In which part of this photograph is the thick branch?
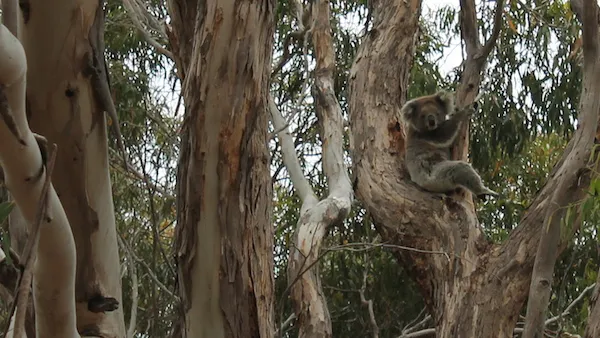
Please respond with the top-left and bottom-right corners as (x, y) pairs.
(0, 24), (78, 337)
(270, 98), (318, 208)
(479, 0), (504, 59)
(280, 1), (353, 337)
(523, 2), (600, 336)
(458, 0), (480, 57)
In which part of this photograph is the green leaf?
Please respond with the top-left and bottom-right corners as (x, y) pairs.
(0, 201), (14, 224)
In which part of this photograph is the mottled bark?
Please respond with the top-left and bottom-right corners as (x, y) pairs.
(167, 1), (275, 337)
(15, 0), (126, 336)
(349, 0), (599, 337)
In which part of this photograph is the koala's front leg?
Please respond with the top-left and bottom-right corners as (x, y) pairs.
(429, 103), (477, 147)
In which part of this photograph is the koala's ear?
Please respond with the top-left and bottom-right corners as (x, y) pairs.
(400, 101), (416, 120)
(435, 90), (454, 106)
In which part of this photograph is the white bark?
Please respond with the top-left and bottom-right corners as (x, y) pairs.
(12, 0), (126, 335)
(0, 23), (78, 338)
(274, 1), (353, 336)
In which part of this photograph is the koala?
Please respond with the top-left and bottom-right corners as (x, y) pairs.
(399, 90), (498, 199)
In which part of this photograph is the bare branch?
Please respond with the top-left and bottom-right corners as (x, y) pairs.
(478, 0), (505, 59)
(121, 0), (173, 59)
(117, 235), (139, 338)
(581, 0), (600, 62)
(274, 313), (296, 337)
(545, 282), (596, 326)
(14, 143), (56, 338)
(359, 254), (379, 338)
(458, 0), (480, 55)
(398, 328), (436, 338)
(118, 233), (177, 300)
(269, 98), (318, 207)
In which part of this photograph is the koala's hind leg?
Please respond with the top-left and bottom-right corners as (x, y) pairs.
(430, 161), (499, 198)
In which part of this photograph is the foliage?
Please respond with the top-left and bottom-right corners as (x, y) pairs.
(271, 0), (599, 336)
(0, 0), (594, 336)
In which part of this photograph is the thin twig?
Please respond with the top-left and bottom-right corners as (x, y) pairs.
(359, 253), (379, 338)
(117, 235), (139, 338)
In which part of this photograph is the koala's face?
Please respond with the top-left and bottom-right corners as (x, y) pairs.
(416, 102), (446, 131)
(400, 92), (452, 132)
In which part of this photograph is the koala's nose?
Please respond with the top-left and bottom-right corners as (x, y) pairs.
(427, 116), (436, 128)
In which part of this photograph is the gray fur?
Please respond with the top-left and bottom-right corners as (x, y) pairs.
(401, 90), (498, 199)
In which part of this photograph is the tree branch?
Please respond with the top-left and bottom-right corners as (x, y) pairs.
(522, 1), (600, 336)
(478, 0), (505, 59)
(121, 0), (173, 59)
(269, 98), (318, 207)
(0, 23), (78, 337)
(277, 1), (353, 337)
(359, 254), (379, 338)
(458, 0), (480, 56)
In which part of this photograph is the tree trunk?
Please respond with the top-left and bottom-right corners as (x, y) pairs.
(167, 1), (275, 337)
(349, 0), (600, 336)
(7, 0), (126, 336)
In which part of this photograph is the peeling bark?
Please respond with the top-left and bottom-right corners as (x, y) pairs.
(14, 0), (126, 335)
(349, 0), (600, 336)
(167, 1), (276, 337)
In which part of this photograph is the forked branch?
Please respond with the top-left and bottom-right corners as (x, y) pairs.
(272, 0), (353, 337)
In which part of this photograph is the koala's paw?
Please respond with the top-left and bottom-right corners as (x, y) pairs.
(476, 188), (499, 200)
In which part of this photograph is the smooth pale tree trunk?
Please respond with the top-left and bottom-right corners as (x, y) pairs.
(0, 23), (78, 338)
(349, 0), (600, 337)
(8, 0), (126, 336)
(166, 1), (275, 337)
